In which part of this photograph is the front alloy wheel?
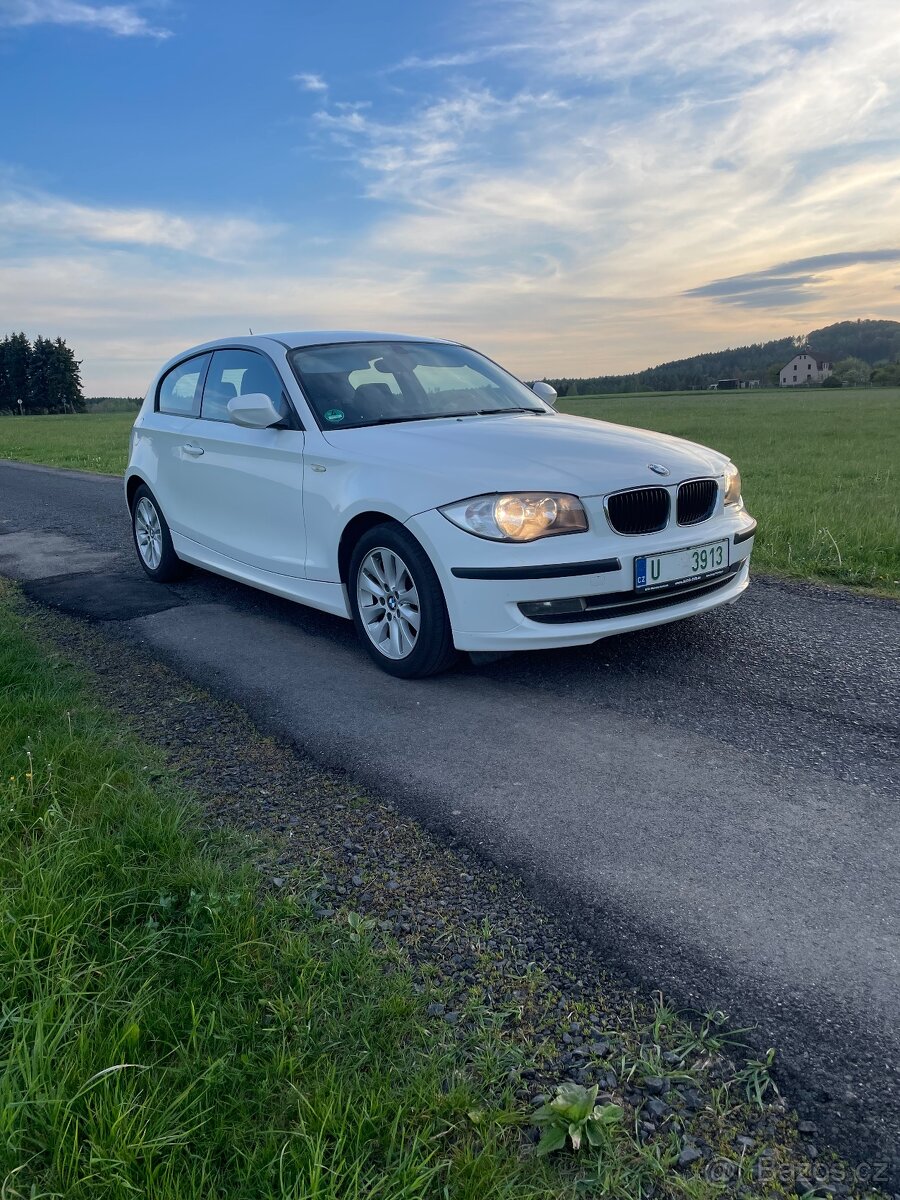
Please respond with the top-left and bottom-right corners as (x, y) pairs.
(349, 524), (457, 678)
(357, 547), (421, 660)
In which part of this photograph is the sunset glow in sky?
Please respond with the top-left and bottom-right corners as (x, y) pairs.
(2, 0), (899, 393)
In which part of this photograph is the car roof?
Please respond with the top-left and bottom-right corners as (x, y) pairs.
(266, 330), (455, 349)
(174, 331), (457, 357)
(153, 331), (461, 381)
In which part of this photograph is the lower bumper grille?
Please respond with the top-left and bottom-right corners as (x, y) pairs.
(519, 563), (741, 624)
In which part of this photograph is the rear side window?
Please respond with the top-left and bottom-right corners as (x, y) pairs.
(157, 354), (210, 417)
(202, 349), (286, 423)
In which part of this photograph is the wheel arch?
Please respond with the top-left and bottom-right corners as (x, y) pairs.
(341, 511), (458, 677)
(125, 472), (150, 512)
(337, 511), (405, 585)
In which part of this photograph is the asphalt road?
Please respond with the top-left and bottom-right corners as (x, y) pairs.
(2, 459), (898, 1178)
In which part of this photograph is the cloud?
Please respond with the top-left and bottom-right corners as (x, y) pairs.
(684, 277), (820, 308)
(0, 0), (171, 37)
(483, 0), (849, 90)
(314, 0), (900, 331)
(0, 189), (278, 259)
(293, 71), (327, 93)
(6, 0), (900, 391)
(685, 251), (900, 307)
(313, 85), (569, 200)
(767, 250), (900, 273)
(385, 46), (516, 73)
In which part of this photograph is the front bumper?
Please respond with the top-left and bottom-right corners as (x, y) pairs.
(407, 503), (757, 652)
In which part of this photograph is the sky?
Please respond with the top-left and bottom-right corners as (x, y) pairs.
(1, 0), (899, 394)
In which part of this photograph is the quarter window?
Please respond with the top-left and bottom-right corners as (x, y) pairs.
(202, 349), (287, 423)
(157, 354), (210, 417)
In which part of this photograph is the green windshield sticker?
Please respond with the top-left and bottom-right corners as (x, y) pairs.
(324, 408), (345, 423)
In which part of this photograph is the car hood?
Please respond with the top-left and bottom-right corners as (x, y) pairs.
(321, 411), (729, 510)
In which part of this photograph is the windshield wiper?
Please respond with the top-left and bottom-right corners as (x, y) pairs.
(347, 407), (546, 428)
(362, 412), (467, 426)
(474, 406), (546, 415)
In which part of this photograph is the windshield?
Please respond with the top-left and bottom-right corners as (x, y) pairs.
(288, 340), (549, 429)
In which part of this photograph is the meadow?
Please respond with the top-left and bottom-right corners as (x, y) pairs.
(0, 388), (897, 593)
(561, 387), (898, 594)
(0, 409), (131, 474)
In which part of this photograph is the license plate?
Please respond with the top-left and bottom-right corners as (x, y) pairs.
(635, 539), (729, 592)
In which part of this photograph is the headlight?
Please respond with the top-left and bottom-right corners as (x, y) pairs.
(439, 492), (588, 541)
(724, 463), (742, 507)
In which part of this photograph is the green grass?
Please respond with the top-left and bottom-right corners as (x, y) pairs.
(1, 388), (897, 592)
(0, 587), (885, 1200)
(559, 387), (899, 594)
(0, 584), (573, 1200)
(0, 410), (132, 474)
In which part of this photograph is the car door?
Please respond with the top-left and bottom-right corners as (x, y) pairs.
(170, 347), (307, 577)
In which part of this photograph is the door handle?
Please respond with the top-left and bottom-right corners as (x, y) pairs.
(182, 444), (204, 457)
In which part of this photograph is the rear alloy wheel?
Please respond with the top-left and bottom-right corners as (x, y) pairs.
(349, 524), (457, 678)
(130, 483), (185, 582)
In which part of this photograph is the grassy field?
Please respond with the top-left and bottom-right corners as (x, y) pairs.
(0, 410), (130, 474)
(1, 389), (897, 593)
(561, 387), (898, 594)
(0, 583), (574, 1199)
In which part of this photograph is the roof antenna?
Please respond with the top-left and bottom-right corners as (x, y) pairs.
(248, 327), (254, 335)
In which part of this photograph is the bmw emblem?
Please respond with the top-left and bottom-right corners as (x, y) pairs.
(648, 463), (670, 476)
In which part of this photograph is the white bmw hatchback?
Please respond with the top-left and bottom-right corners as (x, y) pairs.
(126, 332), (756, 677)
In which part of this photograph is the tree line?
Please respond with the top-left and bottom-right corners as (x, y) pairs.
(0, 333), (85, 414)
(547, 318), (900, 396)
(821, 357), (900, 387)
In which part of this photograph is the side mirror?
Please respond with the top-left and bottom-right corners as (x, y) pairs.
(227, 392), (285, 429)
(531, 380), (558, 407)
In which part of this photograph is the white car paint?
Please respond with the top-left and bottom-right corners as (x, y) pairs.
(167, 418), (307, 576)
(127, 331), (756, 655)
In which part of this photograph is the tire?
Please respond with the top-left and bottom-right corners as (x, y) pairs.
(130, 483), (186, 583)
(348, 523), (457, 678)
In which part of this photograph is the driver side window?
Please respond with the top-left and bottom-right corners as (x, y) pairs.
(202, 349), (286, 423)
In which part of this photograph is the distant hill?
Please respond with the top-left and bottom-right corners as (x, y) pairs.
(549, 319), (900, 395)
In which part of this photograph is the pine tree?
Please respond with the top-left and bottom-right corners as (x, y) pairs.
(52, 338), (85, 412)
(4, 333), (31, 413)
(45, 338), (68, 411)
(28, 335), (55, 412)
(0, 338), (8, 411)
(0, 334), (86, 413)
